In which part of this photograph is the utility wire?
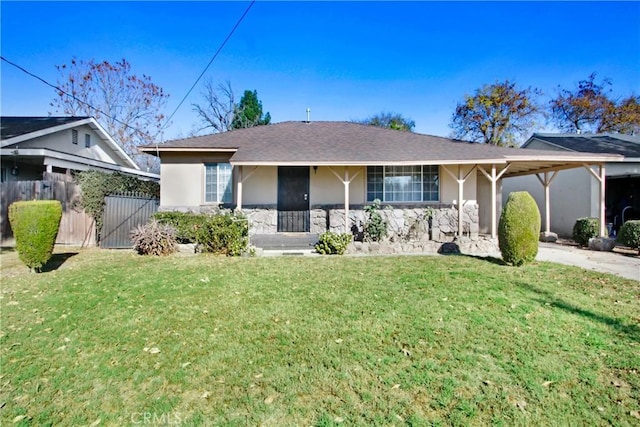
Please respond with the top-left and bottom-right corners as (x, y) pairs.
(1, 55), (146, 137)
(162, 0), (256, 131)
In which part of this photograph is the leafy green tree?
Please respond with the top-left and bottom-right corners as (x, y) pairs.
(51, 58), (169, 172)
(450, 80), (542, 146)
(231, 90), (271, 129)
(356, 112), (415, 132)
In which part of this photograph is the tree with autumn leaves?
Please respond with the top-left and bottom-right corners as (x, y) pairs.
(549, 73), (640, 135)
(450, 74), (639, 147)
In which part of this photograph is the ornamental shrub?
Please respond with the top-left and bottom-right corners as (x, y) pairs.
(315, 232), (352, 255)
(153, 211), (203, 243)
(130, 219), (177, 256)
(498, 191), (541, 266)
(8, 200), (63, 272)
(572, 217), (599, 247)
(617, 220), (640, 252)
(363, 199), (387, 242)
(154, 211), (249, 255)
(193, 212), (249, 256)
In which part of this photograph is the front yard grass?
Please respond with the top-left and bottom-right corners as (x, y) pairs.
(1, 248), (638, 425)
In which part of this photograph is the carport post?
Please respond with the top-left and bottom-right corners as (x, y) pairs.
(599, 164), (606, 237)
(535, 171), (559, 234)
(583, 164), (607, 237)
(478, 164), (510, 239)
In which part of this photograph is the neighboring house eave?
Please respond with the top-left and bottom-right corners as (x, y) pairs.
(0, 147), (159, 180)
(1, 117), (140, 170)
(521, 136), (577, 151)
(139, 147), (239, 153)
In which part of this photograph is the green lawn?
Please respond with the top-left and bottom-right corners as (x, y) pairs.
(1, 248), (638, 426)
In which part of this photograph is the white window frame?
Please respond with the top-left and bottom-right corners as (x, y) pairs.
(366, 165), (439, 203)
(85, 134), (91, 148)
(71, 129), (78, 145)
(204, 162), (232, 204)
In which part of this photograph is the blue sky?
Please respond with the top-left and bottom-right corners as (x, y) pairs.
(2, 1), (639, 141)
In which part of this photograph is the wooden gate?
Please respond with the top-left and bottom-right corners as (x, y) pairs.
(100, 192), (159, 249)
(1, 178), (95, 246)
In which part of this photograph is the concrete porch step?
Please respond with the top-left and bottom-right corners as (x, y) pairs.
(251, 233), (319, 251)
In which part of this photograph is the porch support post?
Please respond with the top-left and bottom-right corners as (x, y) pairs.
(582, 163), (607, 237)
(236, 165), (243, 212)
(344, 168), (350, 234)
(535, 171), (559, 233)
(234, 166), (258, 213)
(478, 164), (510, 239)
(328, 166), (362, 234)
(442, 165), (477, 238)
(457, 166), (464, 237)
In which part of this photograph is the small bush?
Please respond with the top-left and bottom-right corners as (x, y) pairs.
(130, 219), (177, 256)
(8, 200), (63, 272)
(194, 213), (249, 256)
(363, 199), (387, 242)
(153, 211), (203, 243)
(154, 211), (249, 255)
(617, 220), (640, 251)
(498, 192), (541, 266)
(315, 232), (352, 255)
(573, 217), (600, 247)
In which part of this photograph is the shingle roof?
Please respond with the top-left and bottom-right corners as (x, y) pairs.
(526, 133), (640, 157)
(0, 116), (90, 140)
(142, 122), (621, 174)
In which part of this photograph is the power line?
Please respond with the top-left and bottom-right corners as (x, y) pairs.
(0, 55), (146, 137)
(162, 0), (256, 131)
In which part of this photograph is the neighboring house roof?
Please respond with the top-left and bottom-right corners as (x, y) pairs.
(140, 121), (623, 178)
(1, 116), (140, 170)
(524, 133), (640, 158)
(0, 116), (91, 139)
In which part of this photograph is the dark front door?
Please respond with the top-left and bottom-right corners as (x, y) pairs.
(277, 166), (310, 232)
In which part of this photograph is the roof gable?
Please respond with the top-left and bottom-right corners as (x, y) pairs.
(1, 116), (140, 169)
(1, 116), (90, 139)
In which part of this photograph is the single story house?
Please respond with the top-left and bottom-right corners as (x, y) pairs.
(140, 121), (621, 241)
(503, 133), (640, 237)
(1, 116), (159, 181)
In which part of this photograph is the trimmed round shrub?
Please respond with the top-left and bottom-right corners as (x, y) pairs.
(573, 217), (599, 247)
(8, 200), (63, 272)
(617, 220), (640, 251)
(315, 232), (352, 255)
(498, 191), (541, 266)
(130, 219), (177, 256)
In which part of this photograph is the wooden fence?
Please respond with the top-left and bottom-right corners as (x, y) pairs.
(100, 192), (159, 249)
(1, 179), (96, 246)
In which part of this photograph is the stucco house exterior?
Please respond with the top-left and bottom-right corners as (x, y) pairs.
(503, 133), (640, 237)
(0, 116), (159, 181)
(141, 121), (620, 241)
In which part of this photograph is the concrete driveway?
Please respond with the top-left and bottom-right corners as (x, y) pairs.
(537, 242), (639, 281)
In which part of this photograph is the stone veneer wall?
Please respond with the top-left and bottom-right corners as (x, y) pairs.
(160, 203), (480, 242)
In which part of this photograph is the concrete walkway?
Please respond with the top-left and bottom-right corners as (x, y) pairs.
(537, 243), (639, 282)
